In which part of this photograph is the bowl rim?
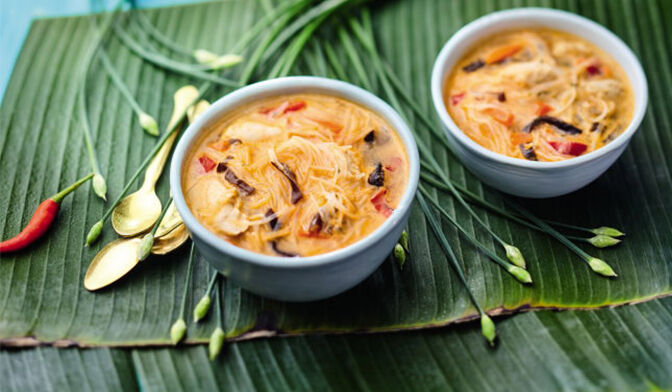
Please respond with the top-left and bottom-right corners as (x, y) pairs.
(170, 76), (420, 268)
(430, 7), (648, 169)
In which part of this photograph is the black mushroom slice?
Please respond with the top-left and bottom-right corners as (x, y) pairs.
(364, 130), (375, 143)
(271, 161), (303, 204)
(521, 116), (583, 135)
(308, 212), (323, 234)
(367, 163), (385, 187)
(463, 59), (485, 73)
(217, 163), (255, 196)
(497, 92), (506, 102)
(271, 241), (298, 257)
(519, 144), (538, 161)
(265, 208), (280, 231)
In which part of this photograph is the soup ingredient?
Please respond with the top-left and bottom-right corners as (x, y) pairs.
(199, 155), (217, 172)
(522, 116), (583, 135)
(271, 161), (303, 203)
(0, 173), (94, 253)
(445, 29), (633, 161)
(217, 163), (255, 196)
(367, 163), (385, 186)
(548, 140), (587, 156)
(271, 241), (299, 257)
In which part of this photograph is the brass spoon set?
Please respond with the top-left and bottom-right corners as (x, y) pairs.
(84, 86), (210, 291)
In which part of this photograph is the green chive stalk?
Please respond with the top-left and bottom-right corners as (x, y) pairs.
(239, 0), (311, 84)
(137, 196), (173, 261)
(98, 50), (158, 136)
(420, 170), (621, 248)
(209, 278), (226, 361)
(132, 11), (241, 70)
(170, 242), (196, 344)
(261, 0), (352, 64)
(417, 192), (496, 346)
(419, 185), (532, 284)
(347, 13), (526, 269)
(268, 9), (333, 79)
(113, 24), (241, 88)
(86, 82), (211, 245)
(508, 202), (617, 277)
(78, 2), (126, 200)
(194, 271), (219, 322)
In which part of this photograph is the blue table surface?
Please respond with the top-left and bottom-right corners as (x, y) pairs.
(0, 0), (207, 103)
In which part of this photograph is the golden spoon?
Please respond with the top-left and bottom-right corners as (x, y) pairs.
(112, 85), (200, 237)
(150, 99), (211, 252)
(84, 237), (143, 291)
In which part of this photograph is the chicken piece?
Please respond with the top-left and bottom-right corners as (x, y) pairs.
(186, 177), (236, 214)
(213, 203), (250, 236)
(582, 79), (622, 98)
(551, 41), (592, 58)
(500, 61), (559, 86)
(225, 121), (282, 143)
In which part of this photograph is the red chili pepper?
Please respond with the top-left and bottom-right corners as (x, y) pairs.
(549, 141), (588, 156)
(385, 157), (403, 172)
(450, 92), (466, 106)
(0, 173), (94, 253)
(283, 101), (306, 113)
(198, 155), (217, 172)
(371, 189), (394, 217)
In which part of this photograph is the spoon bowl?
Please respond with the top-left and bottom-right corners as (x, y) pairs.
(112, 191), (161, 236)
(84, 238), (142, 291)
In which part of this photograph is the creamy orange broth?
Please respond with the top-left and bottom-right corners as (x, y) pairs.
(183, 93), (409, 257)
(445, 29), (634, 161)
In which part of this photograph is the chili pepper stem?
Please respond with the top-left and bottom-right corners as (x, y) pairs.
(50, 173), (95, 204)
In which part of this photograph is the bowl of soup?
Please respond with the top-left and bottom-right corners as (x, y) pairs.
(431, 8), (647, 198)
(171, 77), (419, 301)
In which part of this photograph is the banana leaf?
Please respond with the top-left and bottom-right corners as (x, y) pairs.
(1, 0), (671, 347)
(3, 298), (672, 391)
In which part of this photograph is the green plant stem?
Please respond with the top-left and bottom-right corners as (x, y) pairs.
(113, 24), (240, 87)
(98, 49), (158, 136)
(179, 242), (197, 320)
(337, 25), (374, 91)
(239, 0), (310, 84)
(416, 192), (485, 315)
(86, 82), (211, 244)
(79, 2), (125, 200)
(231, 0), (310, 54)
(419, 185), (532, 284)
(132, 11), (194, 57)
(508, 201), (617, 277)
(271, 9), (332, 78)
(50, 173), (95, 203)
(261, 0), (352, 63)
(323, 41), (349, 80)
(138, 196), (173, 260)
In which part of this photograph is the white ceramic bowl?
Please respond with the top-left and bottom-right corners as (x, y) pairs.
(171, 77), (420, 302)
(431, 8), (648, 198)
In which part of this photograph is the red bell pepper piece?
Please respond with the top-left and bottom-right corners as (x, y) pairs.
(549, 141), (588, 156)
(450, 92), (466, 106)
(370, 189), (393, 217)
(198, 155), (217, 172)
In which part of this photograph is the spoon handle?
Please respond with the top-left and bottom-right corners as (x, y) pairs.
(142, 86), (200, 191)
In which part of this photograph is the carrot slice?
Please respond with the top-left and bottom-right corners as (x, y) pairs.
(485, 44), (523, 64)
(535, 101), (554, 116)
(484, 107), (514, 126)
